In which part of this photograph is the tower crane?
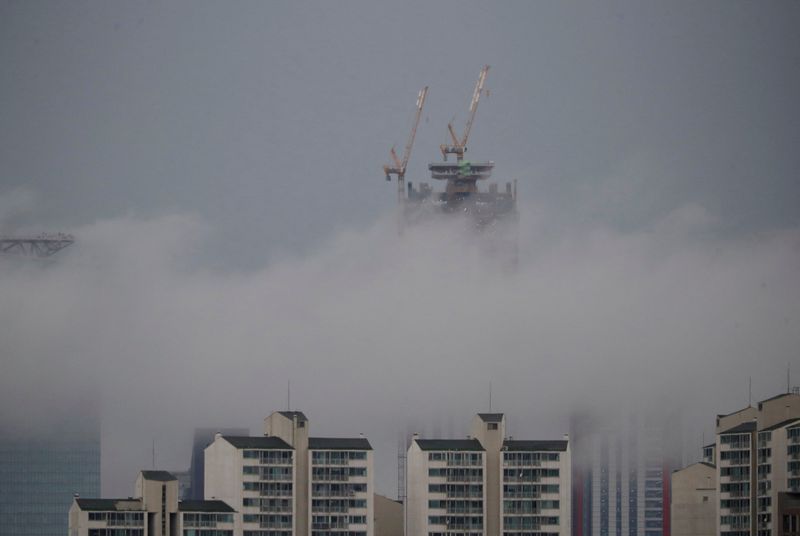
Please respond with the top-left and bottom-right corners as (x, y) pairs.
(383, 86), (429, 202)
(440, 65), (490, 162)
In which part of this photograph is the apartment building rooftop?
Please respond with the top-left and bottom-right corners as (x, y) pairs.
(277, 410), (308, 422)
(414, 438), (484, 451)
(760, 417), (800, 431)
(502, 439), (569, 451)
(178, 500), (235, 513)
(308, 437), (372, 450)
(758, 392), (800, 406)
(477, 413), (504, 423)
(74, 498), (143, 511)
(719, 420), (757, 434)
(221, 435), (293, 449)
(139, 470), (176, 481)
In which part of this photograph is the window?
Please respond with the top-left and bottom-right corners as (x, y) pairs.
(488, 423), (498, 430)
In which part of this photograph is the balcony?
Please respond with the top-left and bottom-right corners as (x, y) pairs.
(447, 475), (483, 483)
(259, 490), (293, 497)
(312, 506), (349, 514)
(312, 522), (348, 530)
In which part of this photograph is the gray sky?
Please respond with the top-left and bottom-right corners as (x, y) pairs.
(1, 1), (799, 497)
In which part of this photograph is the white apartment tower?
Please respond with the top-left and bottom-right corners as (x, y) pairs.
(682, 391), (800, 536)
(69, 470), (236, 536)
(406, 413), (571, 536)
(205, 410), (374, 536)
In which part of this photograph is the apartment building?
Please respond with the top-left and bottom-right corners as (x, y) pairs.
(671, 391), (800, 536)
(68, 470), (236, 536)
(204, 410), (374, 536)
(406, 413), (571, 536)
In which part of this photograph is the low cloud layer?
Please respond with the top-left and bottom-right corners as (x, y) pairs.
(1, 197), (798, 496)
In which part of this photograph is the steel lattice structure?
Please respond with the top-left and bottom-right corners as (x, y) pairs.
(0, 234), (75, 258)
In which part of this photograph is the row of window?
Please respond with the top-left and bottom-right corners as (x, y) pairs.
(310, 532), (366, 536)
(243, 498), (291, 512)
(721, 498), (750, 511)
(243, 451), (293, 465)
(428, 452), (483, 466)
(721, 482), (750, 496)
(503, 453), (560, 465)
(182, 513), (234, 527)
(243, 482), (293, 496)
(242, 514), (291, 527)
(243, 466), (293, 481)
(87, 530), (143, 536)
(502, 484), (559, 498)
(428, 468), (483, 481)
(502, 516), (559, 529)
(312, 467), (367, 480)
(311, 499), (367, 512)
(503, 469), (558, 482)
(428, 484), (483, 497)
(311, 515), (367, 524)
(722, 466), (751, 478)
(502, 500), (559, 513)
(87, 512), (144, 526)
(183, 531), (233, 536)
(311, 483), (367, 497)
(721, 434), (751, 447)
(721, 451), (750, 464)
(428, 515), (483, 528)
(720, 514), (750, 527)
(428, 499), (483, 513)
(312, 451), (367, 465)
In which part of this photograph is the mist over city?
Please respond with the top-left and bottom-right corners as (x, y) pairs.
(1, 2), (799, 535)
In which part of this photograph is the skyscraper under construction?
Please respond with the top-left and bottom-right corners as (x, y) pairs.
(383, 66), (518, 240)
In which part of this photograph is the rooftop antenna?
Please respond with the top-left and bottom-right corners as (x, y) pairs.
(749, 377), (752, 406)
(152, 439), (155, 469)
(789, 363), (792, 394)
(287, 380), (291, 411)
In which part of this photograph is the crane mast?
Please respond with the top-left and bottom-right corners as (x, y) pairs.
(383, 86), (429, 202)
(440, 65), (489, 161)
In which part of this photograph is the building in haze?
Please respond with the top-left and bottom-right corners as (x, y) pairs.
(406, 413), (571, 536)
(0, 406), (100, 536)
(670, 390), (800, 536)
(69, 470), (235, 536)
(669, 461), (716, 536)
(204, 410), (374, 536)
(571, 410), (681, 536)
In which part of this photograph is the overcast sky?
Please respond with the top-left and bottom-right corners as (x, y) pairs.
(1, 1), (799, 497)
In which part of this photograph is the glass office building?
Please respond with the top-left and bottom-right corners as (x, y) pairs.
(0, 400), (101, 536)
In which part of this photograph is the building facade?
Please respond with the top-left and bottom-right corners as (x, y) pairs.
(406, 413), (571, 536)
(190, 428), (250, 500)
(0, 431), (100, 536)
(571, 411), (678, 536)
(69, 470), (236, 536)
(670, 391), (800, 536)
(669, 462), (716, 536)
(204, 410), (374, 536)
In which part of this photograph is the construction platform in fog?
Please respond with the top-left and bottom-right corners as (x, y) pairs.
(404, 161), (517, 229)
(0, 233), (75, 258)
(383, 66), (518, 234)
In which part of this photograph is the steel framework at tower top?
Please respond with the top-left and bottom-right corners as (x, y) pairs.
(0, 233), (75, 259)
